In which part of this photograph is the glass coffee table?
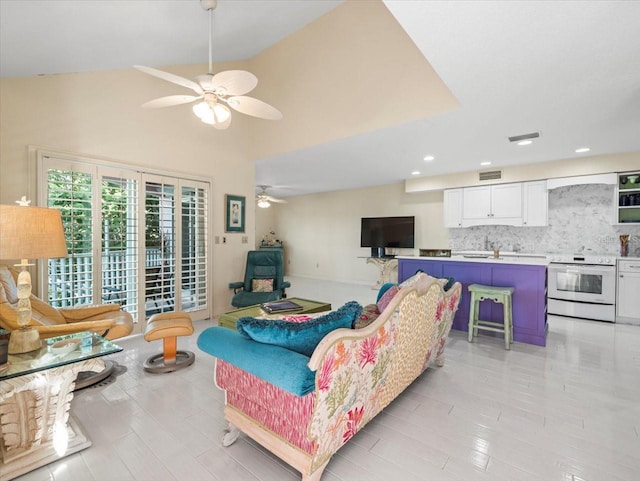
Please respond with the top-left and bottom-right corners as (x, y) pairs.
(0, 331), (122, 480)
(219, 297), (332, 330)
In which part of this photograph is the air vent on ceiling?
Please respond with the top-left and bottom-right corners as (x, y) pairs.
(479, 170), (502, 182)
(508, 132), (540, 143)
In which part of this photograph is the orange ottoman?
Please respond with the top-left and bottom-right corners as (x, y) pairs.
(143, 311), (195, 373)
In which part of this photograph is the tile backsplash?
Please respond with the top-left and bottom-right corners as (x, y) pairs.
(449, 184), (640, 256)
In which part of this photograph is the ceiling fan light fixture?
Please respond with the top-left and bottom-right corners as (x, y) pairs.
(257, 199), (271, 208)
(212, 103), (231, 122)
(193, 101), (210, 120)
(193, 100), (231, 126)
(135, 0), (281, 128)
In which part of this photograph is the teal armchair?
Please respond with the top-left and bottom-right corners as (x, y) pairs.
(229, 250), (291, 308)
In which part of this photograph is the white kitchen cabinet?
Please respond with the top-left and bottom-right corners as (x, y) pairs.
(616, 259), (640, 325)
(462, 183), (523, 226)
(492, 183), (523, 219)
(461, 186), (491, 220)
(443, 188), (463, 227)
(523, 180), (548, 226)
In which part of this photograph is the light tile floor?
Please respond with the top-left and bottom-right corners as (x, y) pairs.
(12, 276), (640, 481)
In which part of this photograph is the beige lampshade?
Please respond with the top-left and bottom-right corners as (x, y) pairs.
(0, 205), (68, 260)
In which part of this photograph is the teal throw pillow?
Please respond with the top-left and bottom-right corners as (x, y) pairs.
(236, 301), (363, 356)
(442, 276), (455, 291)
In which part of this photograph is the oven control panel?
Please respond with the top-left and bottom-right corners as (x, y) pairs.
(548, 254), (614, 265)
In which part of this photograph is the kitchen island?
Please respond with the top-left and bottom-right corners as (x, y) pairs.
(398, 255), (548, 346)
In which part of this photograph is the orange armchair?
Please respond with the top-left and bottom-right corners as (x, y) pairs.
(0, 264), (133, 340)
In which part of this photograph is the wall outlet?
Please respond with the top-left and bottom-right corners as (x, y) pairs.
(223, 237), (226, 244)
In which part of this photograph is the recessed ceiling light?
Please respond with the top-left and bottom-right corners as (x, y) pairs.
(517, 140), (533, 146)
(480, 161), (492, 166)
(575, 147), (591, 153)
(411, 171), (421, 176)
(423, 155), (435, 161)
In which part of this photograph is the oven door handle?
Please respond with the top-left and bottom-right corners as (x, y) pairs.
(549, 264), (615, 273)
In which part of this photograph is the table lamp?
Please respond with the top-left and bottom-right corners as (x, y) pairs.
(0, 197), (68, 354)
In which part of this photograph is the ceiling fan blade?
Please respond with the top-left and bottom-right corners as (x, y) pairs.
(141, 95), (201, 109)
(211, 70), (258, 96)
(134, 65), (203, 95)
(227, 96), (283, 120)
(266, 196), (287, 203)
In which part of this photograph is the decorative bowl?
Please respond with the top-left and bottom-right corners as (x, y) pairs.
(50, 338), (81, 355)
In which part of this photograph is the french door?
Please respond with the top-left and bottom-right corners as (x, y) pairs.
(39, 153), (210, 333)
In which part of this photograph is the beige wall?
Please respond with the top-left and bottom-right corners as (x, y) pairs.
(261, 183), (447, 285)
(248, 0), (457, 161)
(0, 62), (256, 316)
(255, 205), (279, 249)
(0, 0), (455, 316)
(5, 0), (639, 309)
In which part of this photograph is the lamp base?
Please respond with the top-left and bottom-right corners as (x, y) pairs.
(8, 327), (41, 354)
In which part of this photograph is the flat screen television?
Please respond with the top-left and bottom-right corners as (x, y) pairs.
(360, 216), (415, 257)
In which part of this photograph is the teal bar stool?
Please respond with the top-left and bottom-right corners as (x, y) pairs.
(467, 284), (514, 350)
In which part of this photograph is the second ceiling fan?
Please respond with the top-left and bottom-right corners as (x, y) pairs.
(256, 185), (287, 208)
(135, 0), (282, 129)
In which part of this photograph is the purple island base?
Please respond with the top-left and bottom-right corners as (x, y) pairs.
(399, 258), (547, 347)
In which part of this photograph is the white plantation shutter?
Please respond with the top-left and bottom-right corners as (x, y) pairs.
(181, 183), (208, 311)
(38, 152), (211, 332)
(101, 171), (139, 320)
(45, 165), (95, 307)
(144, 176), (176, 316)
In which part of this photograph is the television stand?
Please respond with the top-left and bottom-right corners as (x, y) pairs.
(365, 257), (398, 290)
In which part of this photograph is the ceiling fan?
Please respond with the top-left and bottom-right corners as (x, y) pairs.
(256, 185), (287, 208)
(134, 0), (282, 130)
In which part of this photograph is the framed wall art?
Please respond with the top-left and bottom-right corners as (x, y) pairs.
(225, 194), (245, 233)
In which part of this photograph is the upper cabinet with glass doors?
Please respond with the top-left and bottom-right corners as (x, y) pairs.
(616, 172), (640, 224)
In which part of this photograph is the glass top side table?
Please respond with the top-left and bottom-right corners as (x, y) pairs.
(0, 331), (123, 480)
(0, 330), (122, 380)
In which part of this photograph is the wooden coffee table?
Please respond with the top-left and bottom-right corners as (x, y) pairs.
(219, 297), (332, 330)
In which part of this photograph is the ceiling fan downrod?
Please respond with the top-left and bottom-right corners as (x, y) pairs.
(134, 0), (282, 126)
(201, 0), (217, 74)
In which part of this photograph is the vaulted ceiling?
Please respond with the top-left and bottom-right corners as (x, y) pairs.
(2, 0), (639, 198)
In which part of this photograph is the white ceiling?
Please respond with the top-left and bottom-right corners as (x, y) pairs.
(2, 0), (640, 199)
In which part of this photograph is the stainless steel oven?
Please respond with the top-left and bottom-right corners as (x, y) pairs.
(547, 255), (617, 322)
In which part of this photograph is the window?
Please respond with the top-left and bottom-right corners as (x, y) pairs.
(39, 152), (210, 332)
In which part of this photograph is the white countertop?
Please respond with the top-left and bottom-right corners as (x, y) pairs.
(398, 251), (640, 266)
(397, 252), (549, 266)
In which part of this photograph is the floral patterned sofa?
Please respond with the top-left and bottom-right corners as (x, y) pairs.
(197, 272), (461, 481)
